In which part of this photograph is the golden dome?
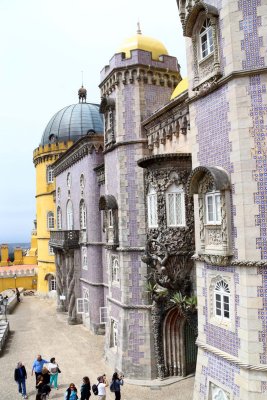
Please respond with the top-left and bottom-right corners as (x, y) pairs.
(170, 78), (188, 100)
(117, 27), (168, 60)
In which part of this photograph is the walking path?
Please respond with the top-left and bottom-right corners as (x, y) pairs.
(0, 297), (194, 400)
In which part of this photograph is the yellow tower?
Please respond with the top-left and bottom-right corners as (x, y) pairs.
(33, 141), (73, 293)
(33, 92), (104, 294)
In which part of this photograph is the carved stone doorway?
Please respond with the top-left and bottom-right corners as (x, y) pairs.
(163, 307), (197, 377)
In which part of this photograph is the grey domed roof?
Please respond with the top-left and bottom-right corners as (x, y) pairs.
(40, 103), (103, 146)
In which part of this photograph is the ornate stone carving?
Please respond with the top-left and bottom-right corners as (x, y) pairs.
(55, 251), (65, 312)
(194, 253), (233, 266)
(207, 228), (222, 246)
(67, 253), (77, 324)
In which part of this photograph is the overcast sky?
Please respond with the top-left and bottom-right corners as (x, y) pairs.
(0, 0), (186, 243)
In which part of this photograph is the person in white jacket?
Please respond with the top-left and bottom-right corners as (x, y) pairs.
(47, 357), (60, 390)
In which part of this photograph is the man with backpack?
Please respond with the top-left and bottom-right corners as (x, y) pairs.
(110, 372), (124, 400)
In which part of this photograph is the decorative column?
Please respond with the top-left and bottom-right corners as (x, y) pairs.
(55, 251), (65, 312)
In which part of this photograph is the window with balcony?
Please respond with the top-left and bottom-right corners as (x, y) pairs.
(166, 183), (185, 227)
(200, 18), (214, 59)
(205, 191), (221, 224)
(147, 186), (158, 228)
(66, 200), (74, 230)
(57, 206), (62, 230)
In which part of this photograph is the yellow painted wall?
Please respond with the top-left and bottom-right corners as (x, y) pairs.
(33, 141), (73, 293)
(0, 276), (37, 292)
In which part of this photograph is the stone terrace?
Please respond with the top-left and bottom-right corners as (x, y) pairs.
(0, 297), (194, 399)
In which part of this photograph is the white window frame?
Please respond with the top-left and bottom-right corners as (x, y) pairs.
(66, 200), (74, 230)
(147, 186), (158, 228)
(80, 200), (87, 229)
(47, 211), (55, 230)
(82, 246), (88, 270)
(100, 307), (108, 324)
(205, 191), (221, 224)
(166, 183), (186, 227)
(47, 166), (54, 184)
(76, 298), (84, 314)
(111, 257), (120, 285)
(57, 206), (62, 230)
(48, 244), (54, 255)
(49, 277), (56, 291)
(110, 318), (118, 348)
(199, 18), (214, 59)
(214, 279), (230, 321)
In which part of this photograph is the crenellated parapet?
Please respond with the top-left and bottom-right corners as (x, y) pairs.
(100, 50), (181, 97)
(33, 141), (74, 166)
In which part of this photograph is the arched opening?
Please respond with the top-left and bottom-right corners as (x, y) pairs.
(163, 307), (197, 377)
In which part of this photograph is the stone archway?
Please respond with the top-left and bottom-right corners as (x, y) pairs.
(163, 307), (197, 377)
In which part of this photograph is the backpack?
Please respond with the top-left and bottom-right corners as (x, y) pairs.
(110, 381), (115, 393)
(92, 384), (98, 395)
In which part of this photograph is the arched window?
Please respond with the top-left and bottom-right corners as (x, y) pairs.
(80, 174), (85, 190)
(47, 166), (54, 183)
(111, 257), (120, 284)
(66, 200), (74, 230)
(47, 211), (55, 230)
(166, 184), (185, 227)
(147, 186), (158, 228)
(57, 206), (62, 230)
(200, 18), (214, 59)
(214, 279), (230, 320)
(82, 246), (87, 269)
(80, 200), (87, 229)
(67, 172), (71, 188)
(205, 191), (221, 224)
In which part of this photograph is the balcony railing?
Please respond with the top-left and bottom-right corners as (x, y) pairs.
(49, 230), (80, 250)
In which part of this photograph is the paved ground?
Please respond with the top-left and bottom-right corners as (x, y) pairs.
(0, 297), (194, 400)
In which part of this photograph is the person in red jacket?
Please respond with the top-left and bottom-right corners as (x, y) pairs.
(14, 362), (28, 399)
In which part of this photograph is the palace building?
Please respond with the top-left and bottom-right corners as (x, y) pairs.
(32, 1), (267, 398)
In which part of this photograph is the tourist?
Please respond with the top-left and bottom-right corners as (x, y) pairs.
(32, 354), (48, 383)
(35, 375), (51, 400)
(110, 372), (124, 400)
(14, 361), (28, 399)
(41, 366), (50, 385)
(64, 383), (78, 400)
(47, 357), (60, 389)
(16, 288), (21, 302)
(97, 376), (108, 400)
(80, 376), (91, 400)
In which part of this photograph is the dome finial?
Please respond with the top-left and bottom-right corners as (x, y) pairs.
(137, 20), (142, 35)
(78, 71), (87, 103)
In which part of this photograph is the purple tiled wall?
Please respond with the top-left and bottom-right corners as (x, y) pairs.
(199, 352), (240, 398)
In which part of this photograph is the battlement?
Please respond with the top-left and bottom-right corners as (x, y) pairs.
(100, 49), (180, 83)
(33, 140), (74, 160)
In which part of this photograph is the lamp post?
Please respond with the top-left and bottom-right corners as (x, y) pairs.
(14, 273), (17, 289)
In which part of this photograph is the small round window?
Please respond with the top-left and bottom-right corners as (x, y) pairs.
(67, 172), (71, 188)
